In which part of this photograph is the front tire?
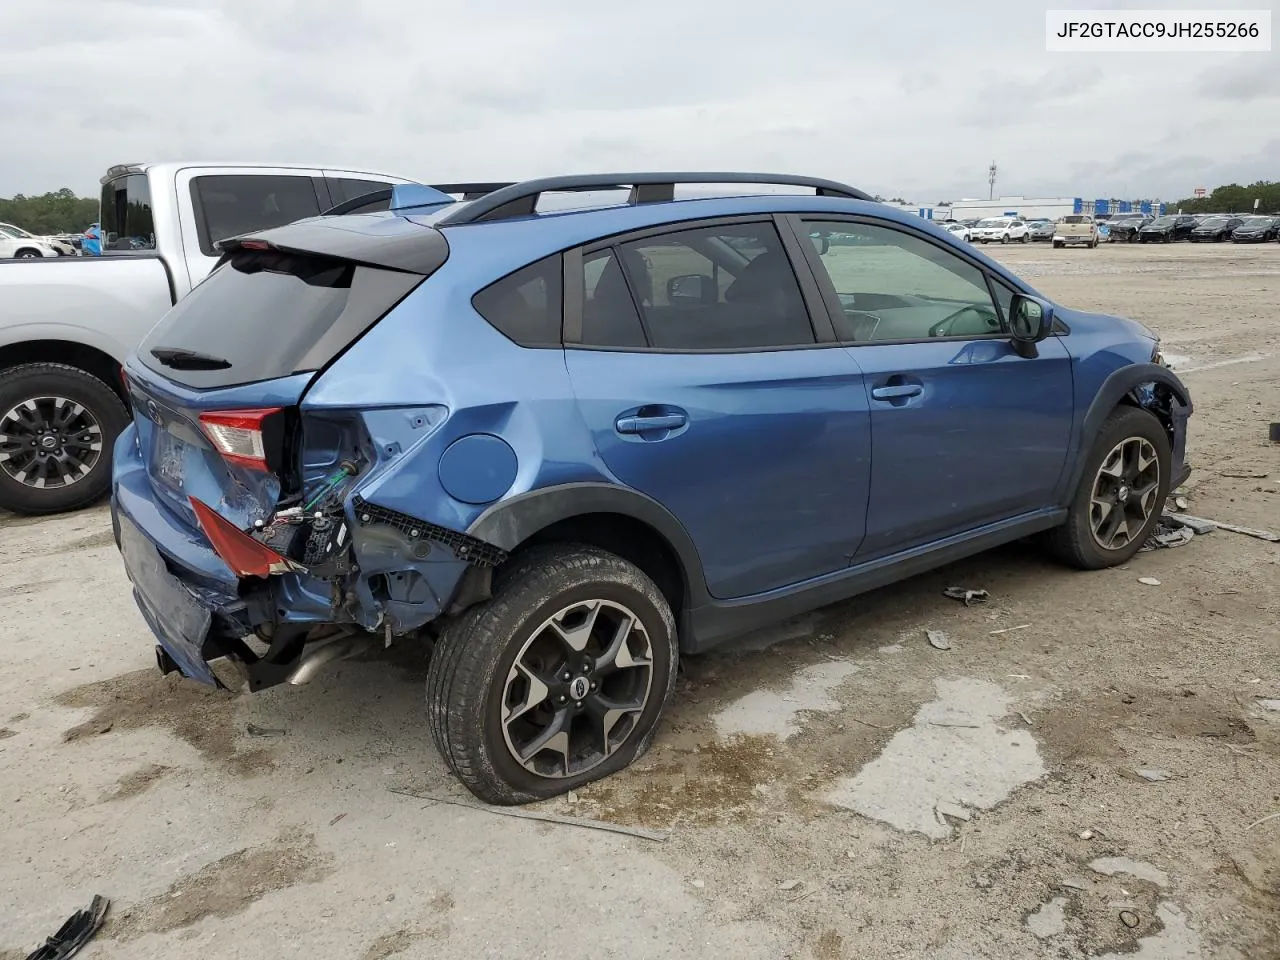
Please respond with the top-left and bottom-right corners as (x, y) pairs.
(427, 545), (679, 805)
(0, 363), (129, 515)
(1046, 406), (1171, 570)
(1001, 234), (1010, 244)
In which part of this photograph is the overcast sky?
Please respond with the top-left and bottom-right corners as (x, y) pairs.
(2, 0), (1276, 202)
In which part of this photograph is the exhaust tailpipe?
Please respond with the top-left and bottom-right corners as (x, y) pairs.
(286, 632), (377, 685)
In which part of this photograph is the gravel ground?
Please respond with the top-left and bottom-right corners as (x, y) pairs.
(1, 240), (1277, 960)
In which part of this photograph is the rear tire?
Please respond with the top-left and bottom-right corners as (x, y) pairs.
(0, 363), (129, 515)
(1046, 406), (1171, 570)
(1053, 241), (1064, 249)
(15, 249), (43, 259)
(427, 545), (679, 805)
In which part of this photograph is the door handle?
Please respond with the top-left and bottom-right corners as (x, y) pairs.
(616, 413), (687, 434)
(871, 384), (923, 401)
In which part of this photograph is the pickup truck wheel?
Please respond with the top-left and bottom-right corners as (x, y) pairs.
(0, 363), (129, 515)
(1053, 241), (1064, 248)
(427, 545), (678, 805)
(1046, 406), (1171, 570)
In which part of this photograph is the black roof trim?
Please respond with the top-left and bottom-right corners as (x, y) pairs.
(434, 172), (874, 226)
(217, 215), (448, 275)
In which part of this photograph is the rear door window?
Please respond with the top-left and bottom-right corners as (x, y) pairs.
(138, 249), (422, 388)
(190, 175), (324, 255)
(100, 174), (157, 250)
(607, 222), (815, 351)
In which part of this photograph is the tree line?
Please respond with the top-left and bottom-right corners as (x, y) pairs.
(1171, 180), (1280, 214)
(0, 188), (98, 234)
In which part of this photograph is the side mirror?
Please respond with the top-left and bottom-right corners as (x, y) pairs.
(1009, 294), (1054, 357)
(809, 233), (831, 255)
(667, 273), (715, 305)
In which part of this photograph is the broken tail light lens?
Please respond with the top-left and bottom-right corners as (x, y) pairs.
(189, 496), (299, 578)
(199, 408), (282, 470)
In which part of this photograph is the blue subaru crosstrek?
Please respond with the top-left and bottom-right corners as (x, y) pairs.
(111, 173), (1192, 804)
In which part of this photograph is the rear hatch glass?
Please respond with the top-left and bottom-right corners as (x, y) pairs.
(132, 246), (427, 530)
(138, 248), (422, 389)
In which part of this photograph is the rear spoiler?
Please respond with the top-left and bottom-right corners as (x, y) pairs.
(214, 214), (450, 275)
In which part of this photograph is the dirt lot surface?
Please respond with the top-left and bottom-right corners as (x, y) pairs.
(1, 241), (1277, 959)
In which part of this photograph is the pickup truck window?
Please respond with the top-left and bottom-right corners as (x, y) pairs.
(100, 174), (157, 250)
(190, 175), (324, 256)
(330, 177), (394, 204)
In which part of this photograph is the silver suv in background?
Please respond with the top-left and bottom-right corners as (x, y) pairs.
(0, 162), (413, 515)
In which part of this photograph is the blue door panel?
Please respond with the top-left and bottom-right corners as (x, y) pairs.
(565, 349), (871, 599)
(852, 336), (1074, 559)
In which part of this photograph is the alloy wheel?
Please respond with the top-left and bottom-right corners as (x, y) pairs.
(1089, 436), (1160, 551)
(0, 396), (104, 490)
(501, 599), (653, 779)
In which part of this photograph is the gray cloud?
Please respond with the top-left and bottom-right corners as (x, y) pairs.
(0, 0), (1273, 202)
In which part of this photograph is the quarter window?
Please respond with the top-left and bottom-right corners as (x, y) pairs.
(578, 222), (813, 351)
(472, 255), (563, 347)
(805, 221), (1004, 342)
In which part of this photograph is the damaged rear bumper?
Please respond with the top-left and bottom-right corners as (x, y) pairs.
(112, 435), (505, 691)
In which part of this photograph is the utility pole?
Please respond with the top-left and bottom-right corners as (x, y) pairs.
(988, 162), (998, 201)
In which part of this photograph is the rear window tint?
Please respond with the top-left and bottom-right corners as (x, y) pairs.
(100, 174), (156, 250)
(472, 255), (563, 347)
(190, 175), (324, 255)
(139, 249), (421, 388)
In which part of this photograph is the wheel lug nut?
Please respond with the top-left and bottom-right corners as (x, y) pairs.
(557, 695), (566, 703)
(590, 682), (597, 690)
(575, 701), (583, 709)
(562, 672), (571, 681)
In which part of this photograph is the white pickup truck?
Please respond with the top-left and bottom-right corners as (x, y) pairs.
(0, 162), (415, 515)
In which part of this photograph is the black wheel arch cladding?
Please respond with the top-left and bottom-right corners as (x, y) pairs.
(1056, 362), (1191, 507)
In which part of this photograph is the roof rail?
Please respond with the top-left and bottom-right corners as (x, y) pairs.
(433, 172), (873, 226)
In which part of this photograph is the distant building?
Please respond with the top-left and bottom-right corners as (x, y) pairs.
(943, 197), (1167, 221)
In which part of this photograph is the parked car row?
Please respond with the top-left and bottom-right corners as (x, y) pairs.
(935, 212), (1279, 247)
(0, 222), (77, 258)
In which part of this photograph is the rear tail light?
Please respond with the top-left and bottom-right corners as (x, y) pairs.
(190, 496), (301, 578)
(199, 408), (282, 470)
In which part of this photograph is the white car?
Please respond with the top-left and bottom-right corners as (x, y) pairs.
(970, 217), (1030, 244)
(0, 225), (62, 258)
(941, 222), (972, 242)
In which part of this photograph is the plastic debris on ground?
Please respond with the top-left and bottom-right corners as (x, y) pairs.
(1141, 517), (1195, 551)
(943, 587), (989, 606)
(1176, 515), (1280, 543)
(926, 630), (952, 651)
(23, 895), (108, 960)
(1138, 577), (1162, 586)
(1135, 768), (1173, 782)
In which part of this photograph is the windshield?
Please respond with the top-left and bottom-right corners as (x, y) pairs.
(1198, 217), (1226, 227)
(1062, 216), (1090, 224)
(1150, 216), (1176, 226)
(0, 223), (34, 238)
(976, 218), (1007, 227)
(1241, 217), (1272, 227)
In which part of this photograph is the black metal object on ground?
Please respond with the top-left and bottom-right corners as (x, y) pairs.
(23, 895), (109, 960)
